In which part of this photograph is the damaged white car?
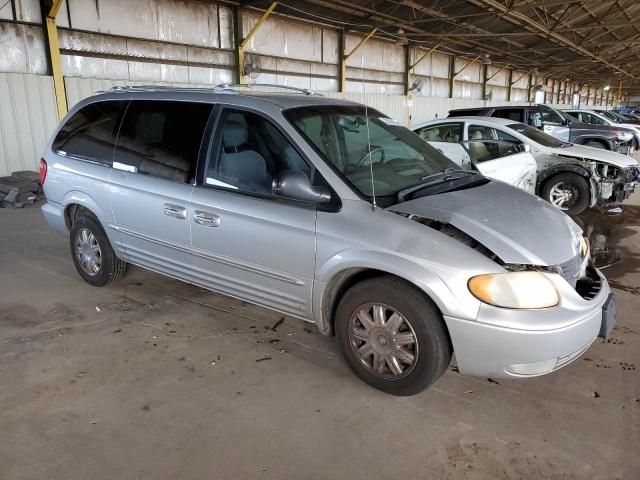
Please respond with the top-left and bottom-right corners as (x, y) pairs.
(414, 117), (640, 215)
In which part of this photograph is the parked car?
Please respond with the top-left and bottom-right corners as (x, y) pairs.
(41, 86), (615, 395)
(448, 104), (635, 154)
(414, 117), (640, 215)
(566, 109), (640, 150)
(414, 121), (537, 194)
(599, 110), (640, 125)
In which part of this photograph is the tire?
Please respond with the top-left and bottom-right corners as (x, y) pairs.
(69, 214), (127, 287)
(542, 172), (590, 215)
(583, 140), (607, 150)
(335, 275), (452, 396)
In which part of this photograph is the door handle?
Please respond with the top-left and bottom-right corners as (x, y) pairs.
(193, 210), (221, 227)
(163, 204), (187, 220)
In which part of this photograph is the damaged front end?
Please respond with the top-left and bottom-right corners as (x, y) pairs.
(397, 213), (601, 302)
(591, 162), (640, 206)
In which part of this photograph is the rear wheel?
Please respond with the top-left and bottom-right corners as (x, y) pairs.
(584, 140), (607, 150)
(69, 214), (127, 286)
(335, 276), (451, 396)
(542, 172), (590, 215)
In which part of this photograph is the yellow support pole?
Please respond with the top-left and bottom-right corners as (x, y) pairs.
(46, 0), (67, 119)
(237, 2), (277, 84)
(450, 55), (481, 99)
(340, 27), (378, 93)
(409, 43), (439, 70)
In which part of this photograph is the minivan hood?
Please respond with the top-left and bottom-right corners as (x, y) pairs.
(389, 180), (581, 266)
(556, 144), (639, 168)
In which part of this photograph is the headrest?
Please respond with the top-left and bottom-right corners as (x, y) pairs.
(223, 121), (248, 148)
(471, 130), (483, 140)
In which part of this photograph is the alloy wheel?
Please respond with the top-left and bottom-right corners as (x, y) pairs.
(348, 303), (419, 379)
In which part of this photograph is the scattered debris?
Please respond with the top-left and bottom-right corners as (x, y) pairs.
(620, 362), (636, 371)
(268, 338), (281, 344)
(464, 390), (473, 394)
(168, 330), (176, 333)
(178, 356), (186, 361)
(210, 361), (216, 366)
(591, 391), (600, 398)
(450, 366), (459, 373)
(90, 420), (97, 425)
(583, 357), (592, 362)
(607, 207), (623, 215)
(487, 378), (500, 385)
(112, 328), (122, 333)
(255, 356), (272, 363)
(141, 404), (150, 412)
(270, 317), (285, 332)
(303, 328), (312, 334)
(75, 371), (87, 378)
(279, 349), (286, 353)
(95, 306), (101, 312)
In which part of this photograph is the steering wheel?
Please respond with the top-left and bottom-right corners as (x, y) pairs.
(357, 147), (385, 167)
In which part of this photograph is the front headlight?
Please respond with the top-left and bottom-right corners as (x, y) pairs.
(468, 272), (559, 309)
(615, 131), (632, 141)
(580, 236), (589, 258)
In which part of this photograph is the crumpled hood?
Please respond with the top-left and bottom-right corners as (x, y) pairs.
(557, 144), (639, 168)
(389, 180), (582, 266)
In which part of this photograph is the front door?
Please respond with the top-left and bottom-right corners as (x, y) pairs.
(190, 107), (317, 319)
(466, 124), (537, 194)
(109, 99), (213, 282)
(538, 105), (571, 141)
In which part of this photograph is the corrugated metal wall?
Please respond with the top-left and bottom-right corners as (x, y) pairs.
(0, 73), (59, 175)
(0, 0), (588, 176)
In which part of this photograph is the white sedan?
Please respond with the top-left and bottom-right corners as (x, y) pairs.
(413, 116), (639, 215)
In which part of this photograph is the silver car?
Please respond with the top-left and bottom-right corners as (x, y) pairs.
(41, 85), (615, 395)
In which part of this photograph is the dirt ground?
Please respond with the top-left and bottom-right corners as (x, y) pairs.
(1, 193), (639, 480)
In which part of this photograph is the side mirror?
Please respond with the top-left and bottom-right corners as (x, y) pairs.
(519, 143), (531, 153)
(272, 170), (331, 204)
(562, 119), (573, 126)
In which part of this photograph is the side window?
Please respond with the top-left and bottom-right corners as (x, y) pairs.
(467, 125), (521, 163)
(52, 100), (127, 163)
(416, 123), (462, 143)
(114, 100), (212, 184)
(493, 109), (523, 122)
(587, 114), (605, 125)
(540, 106), (563, 124)
(527, 110), (543, 128)
(205, 109), (312, 196)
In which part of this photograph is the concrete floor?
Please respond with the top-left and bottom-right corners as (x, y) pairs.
(1, 195), (639, 480)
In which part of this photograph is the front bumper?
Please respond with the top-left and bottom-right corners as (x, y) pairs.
(444, 268), (612, 379)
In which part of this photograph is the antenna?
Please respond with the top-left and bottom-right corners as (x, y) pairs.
(360, 57), (376, 210)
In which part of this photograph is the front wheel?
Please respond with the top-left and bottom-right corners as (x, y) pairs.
(335, 276), (452, 396)
(542, 173), (590, 215)
(69, 214), (127, 287)
(583, 140), (607, 150)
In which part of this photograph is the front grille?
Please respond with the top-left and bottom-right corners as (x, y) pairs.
(575, 267), (603, 301)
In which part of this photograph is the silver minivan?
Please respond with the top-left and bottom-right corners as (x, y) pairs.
(41, 85), (615, 395)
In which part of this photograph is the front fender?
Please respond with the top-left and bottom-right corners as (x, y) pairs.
(313, 249), (484, 335)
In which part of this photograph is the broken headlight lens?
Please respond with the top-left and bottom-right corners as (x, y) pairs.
(468, 272), (559, 309)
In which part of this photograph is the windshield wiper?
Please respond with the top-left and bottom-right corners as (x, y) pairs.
(396, 168), (478, 202)
(421, 167), (475, 181)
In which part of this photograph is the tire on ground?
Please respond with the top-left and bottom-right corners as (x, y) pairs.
(69, 214), (127, 287)
(335, 275), (452, 396)
(541, 172), (591, 215)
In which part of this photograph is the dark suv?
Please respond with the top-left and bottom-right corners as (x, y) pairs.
(449, 104), (635, 153)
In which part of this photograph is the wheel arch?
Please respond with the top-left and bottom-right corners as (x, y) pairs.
(314, 253), (459, 340)
(536, 164), (591, 195)
(61, 191), (109, 230)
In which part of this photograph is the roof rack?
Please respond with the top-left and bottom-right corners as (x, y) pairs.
(213, 83), (323, 96)
(104, 84), (323, 96)
(106, 85), (217, 93)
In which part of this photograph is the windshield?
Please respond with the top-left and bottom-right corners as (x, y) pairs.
(561, 111), (580, 123)
(599, 111), (619, 122)
(507, 123), (564, 148)
(285, 105), (461, 200)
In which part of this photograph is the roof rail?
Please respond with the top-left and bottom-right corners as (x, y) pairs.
(107, 85), (216, 93)
(213, 83), (323, 96)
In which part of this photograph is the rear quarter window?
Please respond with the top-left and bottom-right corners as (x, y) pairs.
(52, 100), (128, 164)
